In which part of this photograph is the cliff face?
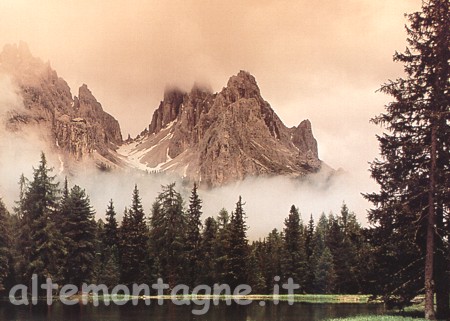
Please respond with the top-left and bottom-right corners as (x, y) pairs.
(0, 42), (122, 164)
(1, 43), (325, 184)
(119, 70), (322, 186)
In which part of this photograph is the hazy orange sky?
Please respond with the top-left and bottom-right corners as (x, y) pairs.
(0, 0), (419, 179)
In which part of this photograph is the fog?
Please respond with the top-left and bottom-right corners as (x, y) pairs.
(3, 153), (373, 240)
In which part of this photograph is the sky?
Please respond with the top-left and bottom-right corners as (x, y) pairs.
(0, 0), (421, 228)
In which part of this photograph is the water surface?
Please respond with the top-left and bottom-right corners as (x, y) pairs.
(0, 300), (385, 321)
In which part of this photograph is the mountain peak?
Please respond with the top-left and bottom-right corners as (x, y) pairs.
(224, 70), (261, 102)
(229, 70), (257, 84)
(122, 71), (323, 186)
(78, 84), (99, 106)
(3, 43), (123, 164)
(1, 41), (32, 60)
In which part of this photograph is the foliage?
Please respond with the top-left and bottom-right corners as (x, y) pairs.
(119, 185), (149, 285)
(0, 199), (10, 292)
(3, 153), (373, 298)
(365, 0), (449, 318)
(185, 183), (203, 287)
(63, 185), (97, 287)
(149, 183), (186, 288)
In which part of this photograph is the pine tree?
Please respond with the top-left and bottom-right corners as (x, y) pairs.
(64, 185), (97, 288)
(104, 200), (119, 248)
(246, 242), (266, 294)
(55, 176), (70, 282)
(365, 1), (449, 318)
(305, 214), (315, 259)
(185, 183), (203, 287)
(305, 214), (315, 292)
(313, 247), (336, 294)
(14, 174), (27, 220)
(215, 208), (230, 283)
(263, 229), (283, 293)
(311, 214), (336, 294)
(282, 205), (308, 292)
(120, 185), (149, 285)
(223, 196), (249, 288)
(19, 153), (63, 284)
(198, 216), (218, 286)
(0, 199), (10, 292)
(149, 183), (186, 288)
(92, 219), (105, 284)
(338, 203), (363, 294)
(118, 207), (131, 282)
(97, 199), (120, 288)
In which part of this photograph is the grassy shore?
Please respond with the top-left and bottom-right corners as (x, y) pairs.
(60, 293), (372, 304)
(327, 317), (426, 321)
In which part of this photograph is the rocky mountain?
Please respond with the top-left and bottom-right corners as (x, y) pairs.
(1, 43), (326, 186)
(0, 42), (123, 168)
(118, 71), (324, 187)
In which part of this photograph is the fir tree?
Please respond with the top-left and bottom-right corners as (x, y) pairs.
(337, 203), (362, 294)
(98, 244), (120, 289)
(19, 153), (63, 284)
(104, 199), (119, 248)
(215, 208), (230, 283)
(263, 229), (283, 293)
(0, 199), (10, 292)
(313, 247), (336, 294)
(304, 214), (315, 292)
(64, 185), (97, 288)
(118, 207), (132, 283)
(120, 185), (149, 285)
(149, 183), (186, 288)
(92, 219), (105, 283)
(185, 183), (203, 287)
(223, 196), (249, 288)
(305, 214), (315, 259)
(311, 214), (336, 294)
(98, 199), (120, 287)
(365, 1), (449, 318)
(282, 205), (308, 292)
(199, 216), (218, 286)
(246, 242), (266, 294)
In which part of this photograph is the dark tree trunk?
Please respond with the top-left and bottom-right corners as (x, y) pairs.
(424, 123), (437, 320)
(435, 205), (449, 319)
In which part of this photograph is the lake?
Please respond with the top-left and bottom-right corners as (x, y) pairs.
(0, 300), (385, 321)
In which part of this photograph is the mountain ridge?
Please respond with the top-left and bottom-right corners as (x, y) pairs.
(0, 42), (123, 168)
(1, 42), (327, 186)
(119, 70), (324, 186)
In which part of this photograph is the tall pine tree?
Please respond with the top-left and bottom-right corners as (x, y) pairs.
(0, 199), (10, 292)
(198, 216), (218, 286)
(149, 183), (186, 288)
(366, 1), (449, 318)
(282, 205), (308, 292)
(19, 153), (63, 284)
(262, 229), (283, 293)
(185, 183), (203, 287)
(223, 196), (249, 288)
(63, 185), (97, 288)
(311, 213), (336, 293)
(104, 199), (119, 248)
(120, 185), (149, 285)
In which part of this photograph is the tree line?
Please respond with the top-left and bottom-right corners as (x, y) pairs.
(0, 152), (373, 295)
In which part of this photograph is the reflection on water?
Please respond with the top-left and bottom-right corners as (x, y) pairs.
(0, 300), (385, 321)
